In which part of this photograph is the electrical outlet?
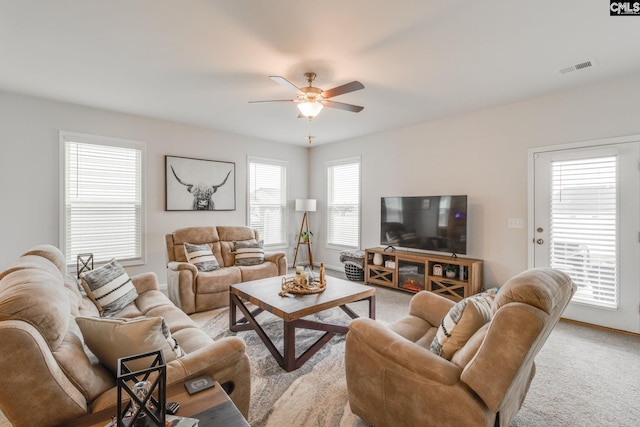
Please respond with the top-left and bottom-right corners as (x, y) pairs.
(508, 218), (524, 228)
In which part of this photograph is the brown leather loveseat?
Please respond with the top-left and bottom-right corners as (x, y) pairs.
(165, 226), (287, 314)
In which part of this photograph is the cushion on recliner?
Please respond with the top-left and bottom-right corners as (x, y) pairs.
(430, 289), (496, 360)
(20, 244), (68, 276)
(168, 226), (222, 263)
(493, 267), (570, 314)
(77, 316), (185, 374)
(53, 325), (115, 402)
(233, 240), (265, 266)
(80, 259), (138, 317)
(184, 242), (220, 272)
(0, 268), (69, 350)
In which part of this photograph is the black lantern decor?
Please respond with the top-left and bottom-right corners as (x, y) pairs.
(76, 253), (94, 279)
(116, 350), (166, 427)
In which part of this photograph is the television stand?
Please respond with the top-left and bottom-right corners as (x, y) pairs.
(364, 248), (483, 301)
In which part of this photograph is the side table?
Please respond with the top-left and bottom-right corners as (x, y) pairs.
(66, 380), (248, 427)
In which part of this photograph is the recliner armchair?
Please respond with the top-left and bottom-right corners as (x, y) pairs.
(345, 267), (576, 427)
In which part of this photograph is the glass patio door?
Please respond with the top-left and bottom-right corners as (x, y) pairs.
(531, 139), (640, 333)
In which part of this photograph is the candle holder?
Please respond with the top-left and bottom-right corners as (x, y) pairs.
(76, 253), (94, 279)
(116, 350), (166, 427)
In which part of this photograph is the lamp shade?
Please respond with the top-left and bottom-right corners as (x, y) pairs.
(295, 199), (316, 212)
(297, 101), (323, 118)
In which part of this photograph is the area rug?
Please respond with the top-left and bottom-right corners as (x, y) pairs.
(191, 285), (640, 427)
(190, 286), (412, 427)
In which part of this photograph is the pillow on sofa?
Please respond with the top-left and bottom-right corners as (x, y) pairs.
(76, 316), (185, 374)
(184, 242), (220, 272)
(430, 289), (497, 360)
(80, 259), (138, 317)
(233, 240), (264, 266)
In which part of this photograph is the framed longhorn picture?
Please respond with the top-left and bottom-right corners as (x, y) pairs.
(165, 155), (236, 211)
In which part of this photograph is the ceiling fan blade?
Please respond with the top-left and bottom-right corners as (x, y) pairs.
(270, 76), (301, 92)
(322, 81), (364, 99)
(248, 99), (295, 104)
(323, 100), (364, 113)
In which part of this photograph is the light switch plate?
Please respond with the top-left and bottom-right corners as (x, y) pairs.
(508, 218), (524, 228)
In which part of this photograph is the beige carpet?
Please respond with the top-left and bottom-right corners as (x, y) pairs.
(2, 283), (638, 426)
(190, 284), (640, 427)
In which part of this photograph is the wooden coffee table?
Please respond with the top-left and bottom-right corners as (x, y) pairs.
(67, 380), (248, 427)
(229, 275), (376, 372)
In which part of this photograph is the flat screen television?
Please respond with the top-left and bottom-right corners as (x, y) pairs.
(380, 195), (468, 255)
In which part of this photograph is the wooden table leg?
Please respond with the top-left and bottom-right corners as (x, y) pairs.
(283, 320), (296, 371)
(229, 291), (376, 372)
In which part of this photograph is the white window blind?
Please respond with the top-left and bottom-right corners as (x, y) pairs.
(550, 156), (617, 308)
(248, 157), (287, 247)
(61, 132), (145, 267)
(327, 158), (360, 248)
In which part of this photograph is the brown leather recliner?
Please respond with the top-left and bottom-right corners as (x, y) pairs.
(345, 268), (576, 427)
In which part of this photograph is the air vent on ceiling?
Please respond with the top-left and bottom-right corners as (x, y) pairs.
(558, 60), (595, 75)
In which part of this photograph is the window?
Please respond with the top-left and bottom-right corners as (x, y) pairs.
(327, 158), (360, 248)
(248, 157), (287, 247)
(549, 156), (617, 307)
(60, 131), (145, 268)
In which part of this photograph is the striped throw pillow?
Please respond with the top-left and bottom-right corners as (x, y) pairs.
(233, 240), (265, 266)
(184, 242), (220, 272)
(430, 289), (497, 360)
(80, 259), (138, 317)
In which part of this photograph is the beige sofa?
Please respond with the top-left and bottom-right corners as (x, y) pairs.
(166, 226), (287, 314)
(0, 245), (251, 427)
(345, 268), (576, 427)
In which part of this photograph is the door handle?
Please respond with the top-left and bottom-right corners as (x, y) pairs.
(536, 238), (544, 245)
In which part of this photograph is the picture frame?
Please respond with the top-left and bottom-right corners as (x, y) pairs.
(165, 155), (236, 211)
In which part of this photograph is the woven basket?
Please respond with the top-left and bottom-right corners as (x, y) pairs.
(344, 261), (364, 281)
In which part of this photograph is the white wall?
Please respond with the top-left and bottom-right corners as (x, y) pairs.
(310, 73), (640, 287)
(0, 91), (309, 281)
(4, 73), (640, 288)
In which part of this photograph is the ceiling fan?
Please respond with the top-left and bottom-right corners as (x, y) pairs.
(250, 72), (364, 120)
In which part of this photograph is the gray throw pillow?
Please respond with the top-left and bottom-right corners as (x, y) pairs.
(233, 240), (265, 266)
(80, 258), (138, 317)
(429, 289), (497, 360)
(184, 242), (220, 272)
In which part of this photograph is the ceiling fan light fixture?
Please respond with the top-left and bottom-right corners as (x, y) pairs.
(297, 101), (323, 119)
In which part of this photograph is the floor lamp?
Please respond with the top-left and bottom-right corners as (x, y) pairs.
(293, 198), (316, 269)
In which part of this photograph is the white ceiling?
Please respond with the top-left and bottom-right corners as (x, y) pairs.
(2, 1), (640, 146)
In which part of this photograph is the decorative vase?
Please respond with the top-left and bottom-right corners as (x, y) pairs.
(373, 253), (383, 266)
(305, 265), (316, 283)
